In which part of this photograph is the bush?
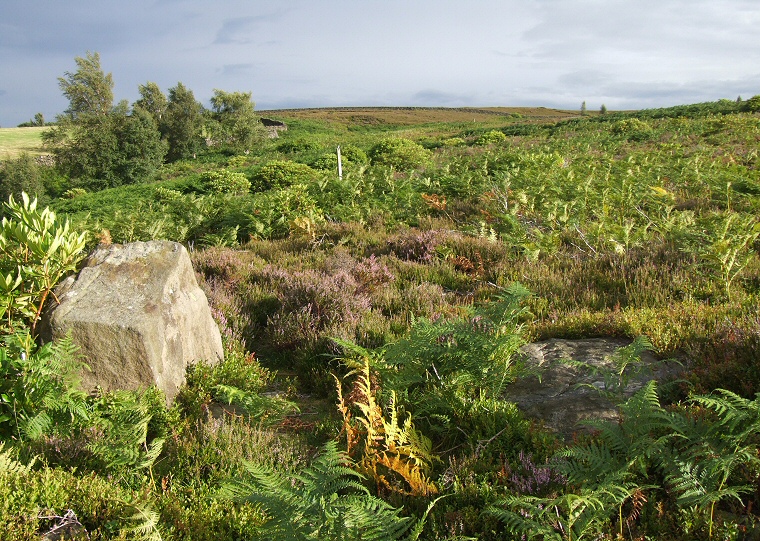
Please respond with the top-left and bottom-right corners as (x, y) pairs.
(201, 169), (251, 195)
(0, 193), (87, 334)
(611, 118), (653, 141)
(339, 144), (368, 164)
(474, 130), (507, 146)
(441, 137), (466, 147)
(246, 184), (323, 240)
(743, 94), (760, 113)
(312, 144), (368, 170)
(252, 160), (317, 191)
(276, 138), (321, 154)
(369, 138), (432, 171)
(0, 153), (45, 203)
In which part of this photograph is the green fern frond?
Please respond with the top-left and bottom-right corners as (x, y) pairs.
(0, 442), (32, 474)
(19, 410), (52, 440)
(213, 383), (299, 425)
(220, 440), (428, 541)
(122, 500), (163, 541)
(690, 389), (760, 439)
(139, 438), (165, 470)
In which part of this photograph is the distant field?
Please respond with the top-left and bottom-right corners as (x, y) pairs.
(0, 108), (585, 161)
(0, 126), (46, 159)
(260, 106), (582, 127)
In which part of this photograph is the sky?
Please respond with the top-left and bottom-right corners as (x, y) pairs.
(1, 0), (759, 127)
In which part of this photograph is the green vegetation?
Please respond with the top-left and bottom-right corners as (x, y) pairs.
(2, 64), (760, 539)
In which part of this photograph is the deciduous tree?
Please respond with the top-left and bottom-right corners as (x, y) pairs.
(43, 54), (166, 189)
(162, 82), (204, 161)
(57, 51), (113, 119)
(0, 153), (45, 203)
(206, 89), (264, 152)
(134, 82), (168, 124)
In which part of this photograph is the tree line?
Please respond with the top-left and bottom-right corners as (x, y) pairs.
(4, 52), (265, 198)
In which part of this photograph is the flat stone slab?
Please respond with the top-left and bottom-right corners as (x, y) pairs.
(505, 338), (681, 438)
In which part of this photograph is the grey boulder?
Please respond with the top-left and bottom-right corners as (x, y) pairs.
(40, 240), (223, 403)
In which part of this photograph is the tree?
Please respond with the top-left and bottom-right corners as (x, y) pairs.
(134, 82), (168, 124)
(113, 105), (168, 185)
(47, 101), (166, 190)
(206, 89), (264, 152)
(161, 82), (204, 161)
(57, 51), (113, 120)
(600, 104), (607, 115)
(43, 54), (166, 189)
(580, 101), (587, 115)
(743, 95), (760, 113)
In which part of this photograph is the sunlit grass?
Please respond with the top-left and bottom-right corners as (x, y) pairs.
(0, 126), (46, 158)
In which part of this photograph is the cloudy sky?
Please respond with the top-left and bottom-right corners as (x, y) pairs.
(1, 0), (759, 127)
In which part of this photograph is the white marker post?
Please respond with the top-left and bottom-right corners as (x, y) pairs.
(337, 145), (343, 180)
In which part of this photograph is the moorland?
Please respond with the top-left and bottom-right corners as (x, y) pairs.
(2, 54), (760, 540)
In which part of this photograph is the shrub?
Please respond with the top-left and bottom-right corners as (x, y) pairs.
(61, 187), (87, 199)
(0, 153), (45, 203)
(369, 138), (432, 171)
(611, 118), (653, 141)
(339, 144), (368, 164)
(246, 184), (323, 240)
(201, 169), (251, 195)
(276, 138), (320, 154)
(311, 152), (342, 171)
(743, 94), (760, 113)
(386, 229), (447, 263)
(441, 137), (466, 147)
(226, 154), (251, 168)
(312, 145), (368, 171)
(253, 160), (317, 191)
(474, 130), (507, 146)
(0, 449), (163, 541)
(259, 265), (372, 351)
(0, 193), (87, 334)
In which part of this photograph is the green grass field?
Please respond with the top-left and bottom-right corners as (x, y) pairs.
(0, 126), (46, 159)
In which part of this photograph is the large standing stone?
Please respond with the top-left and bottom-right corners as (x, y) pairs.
(40, 240), (223, 403)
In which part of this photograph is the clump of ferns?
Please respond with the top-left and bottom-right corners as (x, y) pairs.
(488, 381), (760, 540)
(333, 341), (439, 498)
(220, 440), (437, 541)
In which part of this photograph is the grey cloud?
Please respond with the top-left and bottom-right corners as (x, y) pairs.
(557, 70), (613, 89)
(214, 12), (286, 45)
(601, 74), (760, 108)
(410, 90), (472, 106)
(217, 63), (256, 76)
